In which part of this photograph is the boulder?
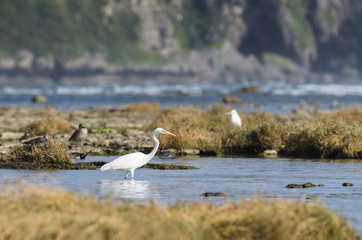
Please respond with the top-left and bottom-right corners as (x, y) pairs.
(342, 182), (353, 187)
(222, 95), (243, 104)
(32, 95), (48, 104)
(240, 85), (260, 93)
(286, 182), (317, 188)
(258, 149), (278, 157)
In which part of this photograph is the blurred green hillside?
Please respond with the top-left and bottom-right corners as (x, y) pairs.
(0, 0), (145, 63)
(0, 0), (231, 64)
(1, 0), (362, 82)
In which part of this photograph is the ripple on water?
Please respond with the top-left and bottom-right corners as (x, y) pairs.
(0, 156), (361, 232)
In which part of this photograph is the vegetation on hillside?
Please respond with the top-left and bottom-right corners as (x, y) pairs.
(158, 0), (228, 50)
(1, 0), (362, 70)
(0, 0), (142, 63)
(0, 0), (231, 62)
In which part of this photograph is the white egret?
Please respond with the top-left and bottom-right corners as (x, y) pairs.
(227, 109), (242, 128)
(100, 128), (176, 179)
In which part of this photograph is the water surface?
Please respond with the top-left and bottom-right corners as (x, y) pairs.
(1, 82), (361, 113)
(0, 156), (361, 232)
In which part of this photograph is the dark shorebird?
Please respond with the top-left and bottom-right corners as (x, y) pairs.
(23, 134), (49, 146)
(19, 132), (30, 142)
(70, 151), (90, 160)
(69, 124), (88, 143)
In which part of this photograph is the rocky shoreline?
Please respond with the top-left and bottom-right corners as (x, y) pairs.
(3, 1), (362, 84)
(0, 106), (204, 170)
(0, 106), (157, 157)
(1, 42), (360, 85)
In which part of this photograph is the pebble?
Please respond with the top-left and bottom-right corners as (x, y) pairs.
(342, 182), (353, 187)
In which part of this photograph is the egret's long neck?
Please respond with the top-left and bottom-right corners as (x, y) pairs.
(145, 132), (160, 162)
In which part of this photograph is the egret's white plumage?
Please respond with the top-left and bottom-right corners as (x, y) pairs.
(100, 128), (176, 179)
(228, 109), (242, 128)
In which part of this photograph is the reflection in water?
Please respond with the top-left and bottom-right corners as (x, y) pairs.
(100, 179), (157, 202)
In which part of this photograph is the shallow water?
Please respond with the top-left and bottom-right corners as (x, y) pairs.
(0, 156), (361, 232)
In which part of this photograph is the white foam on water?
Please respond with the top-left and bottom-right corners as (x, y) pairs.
(1, 82), (361, 97)
(56, 86), (106, 95)
(112, 82), (214, 96)
(2, 86), (43, 95)
(264, 83), (362, 96)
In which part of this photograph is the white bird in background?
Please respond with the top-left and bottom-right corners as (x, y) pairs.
(100, 128), (176, 179)
(227, 109), (242, 128)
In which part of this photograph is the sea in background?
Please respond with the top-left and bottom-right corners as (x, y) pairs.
(0, 81), (361, 112)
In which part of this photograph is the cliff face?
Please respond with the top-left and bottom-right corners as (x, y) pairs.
(309, 0), (362, 74)
(230, 0), (362, 74)
(0, 0), (362, 83)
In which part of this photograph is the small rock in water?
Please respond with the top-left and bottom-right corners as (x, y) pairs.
(32, 95), (48, 103)
(342, 182), (353, 187)
(258, 149), (277, 157)
(286, 184), (303, 188)
(142, 163), (197, 170)
(286, 182), (316, 188)
(222, 95), (243, 104)
(201, 192), (228, 197)
(302, 182), (316, 188)
(239, 85), (260, 93)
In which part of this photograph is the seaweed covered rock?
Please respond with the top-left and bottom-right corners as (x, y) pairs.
(2, 138), (72, 168)
(141, 163), (197, 170)
(286, 182), (317, 188)
(342, 182), (353, 187)
(201, 192), (228, 197)
(31, 95), (48, 104)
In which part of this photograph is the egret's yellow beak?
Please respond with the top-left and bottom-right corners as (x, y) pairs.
(164, 130), (176, 137)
